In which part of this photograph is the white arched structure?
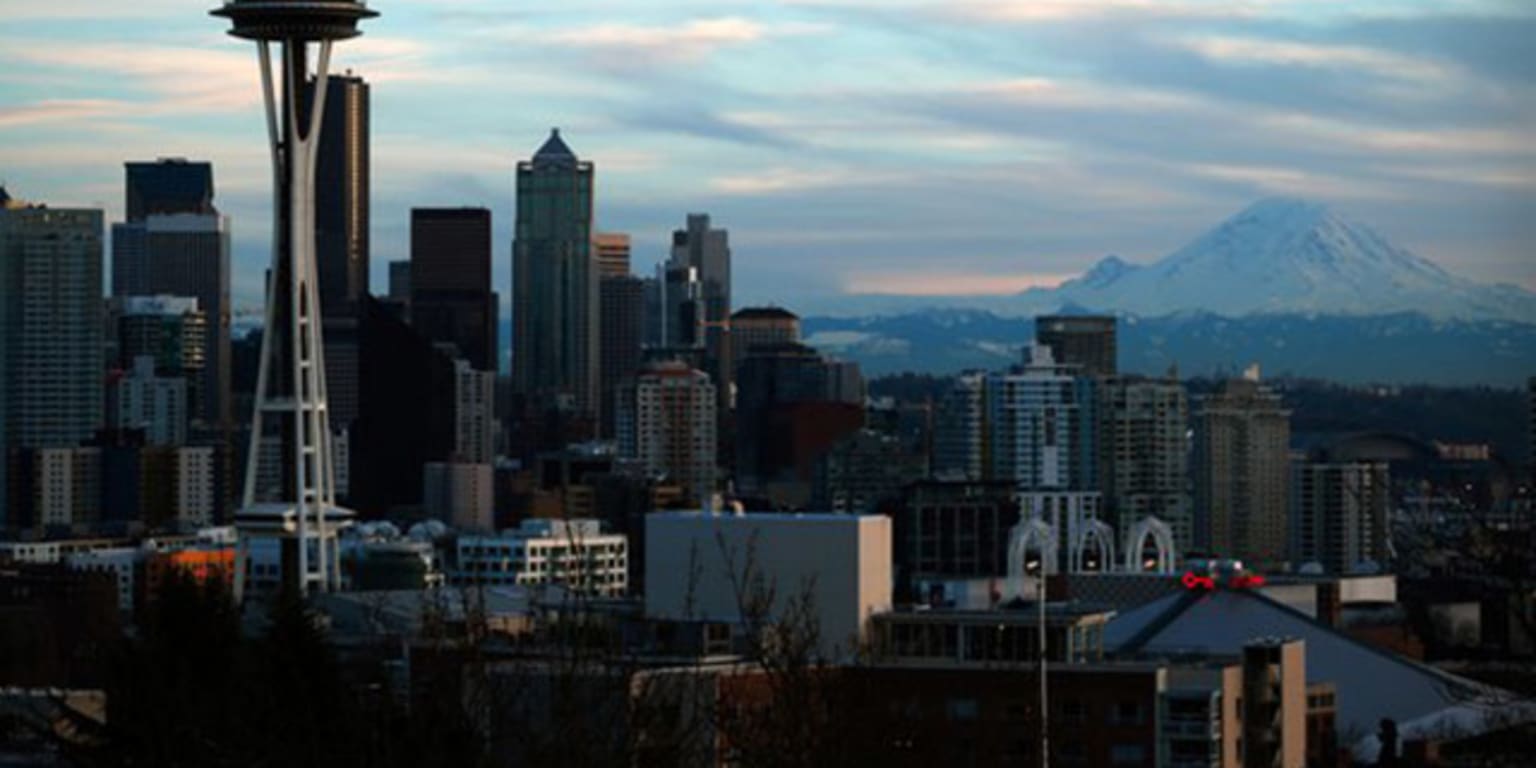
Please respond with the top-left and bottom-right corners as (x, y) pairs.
(1070, 518), (1117, 573)
(1123, 516), (1177, 574)
(1008, 517), (1059, 577)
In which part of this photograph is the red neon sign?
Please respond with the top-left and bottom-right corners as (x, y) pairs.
(1181, 571), (1266, 591)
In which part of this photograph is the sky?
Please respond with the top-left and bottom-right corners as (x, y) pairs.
(1, 0), (1533, 318)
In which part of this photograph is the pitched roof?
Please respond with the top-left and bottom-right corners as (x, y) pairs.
(532, 128), (577, 163)
(1104, 587), (1530, 760)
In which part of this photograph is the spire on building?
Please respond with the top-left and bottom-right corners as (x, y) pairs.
(533, 127), (577, 163)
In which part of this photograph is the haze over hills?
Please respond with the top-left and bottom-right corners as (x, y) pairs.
(801, 199), (1536, 385)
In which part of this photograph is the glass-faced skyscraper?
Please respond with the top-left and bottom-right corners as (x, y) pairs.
(512, 129), (598, 425)
(312, 73), (369, 431)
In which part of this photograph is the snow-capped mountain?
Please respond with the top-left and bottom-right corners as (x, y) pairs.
(1023, 198), (1536, 322)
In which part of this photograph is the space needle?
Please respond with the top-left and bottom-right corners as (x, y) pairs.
(212, 0), (376, 599)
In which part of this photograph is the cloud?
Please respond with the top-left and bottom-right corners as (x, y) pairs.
(1170, 35), (1457, 84)
(0, 99), (127, 128)
(536, 17), (825, 64)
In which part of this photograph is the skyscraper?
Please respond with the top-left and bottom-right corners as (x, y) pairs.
(312, 72), (370, 317)
(1035, 315), (1117, 378)
(512, 129), (598, 427)
(1193, 370), (1291, 566)
(669, 214), (731, 403)
(112, 159), (231, 430)
(113, 295), (207, 420)
(985, 346), (1097, 492)
(616, 360), (718, 504)
(730, 306), (800, 368)
(1290, 461), (1389, 573)
(1098, 373), (1192, 550)
(734, 342), (865, 501)
(411, 207), (497, 371)
(1, 197), (104, 528)
(599, 273), (646, 438)
(594, 232), (630, 278)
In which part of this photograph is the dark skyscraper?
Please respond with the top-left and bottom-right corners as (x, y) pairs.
(669, 214), (731, 401)
(111, 159), (231, 430)
(512, 129), (598, 425)
(599, 274), (646, 438)
(411, 207), (497, 372)
(1035, 315), (1117, 377)
(310, 73), (369, 432)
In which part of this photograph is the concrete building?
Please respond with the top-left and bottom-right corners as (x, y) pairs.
(114, 356), (187, 447)
(114, 295), (207, 418)
(1035, 314), (1117, 377)
(1099, 374), (1193, 550)
(33, 447), (101, 529)
(112, 160), (230, 429)
(452, 518), (627, 596)
(1194, 370), (1291, 566)
(64, 547), (139, 614)
(1, 200), (103, 529)
(616, 360), (717, 504)
(512, 129), (598, 424)
(423, 461), (494, 532)
(454, 359), (496, 464)
(1241, 638), (1307, 768)
(174, 446), (217, 527)
(645, 511), (892, 659)
(1290, 461), (1390, 573)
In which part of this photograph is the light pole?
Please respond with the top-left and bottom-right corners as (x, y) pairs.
(212, 0), (376, 599)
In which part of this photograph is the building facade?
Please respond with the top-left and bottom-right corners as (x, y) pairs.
(453, 359), (497, 464)
(2, 201), (103, 528)
(452, 518), (627, 596)
(599, 274), (647, 439)
(114, 296), (206, 420)
(114, 356), (188, 447)
(1290, 461), (1390, 573)
(616, 360), (717, 504)
(1099, 374), (1193, 550)
(412, 207), (497, 372)
(1193, 373), (1292, 566)
(512, 129), (598, 424)
(1036, 314), (1117, 377)
(423, 461), (494, 532)
(729, 306), (800, 371)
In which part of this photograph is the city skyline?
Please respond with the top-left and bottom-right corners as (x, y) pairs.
(2, 0), (1533, 317)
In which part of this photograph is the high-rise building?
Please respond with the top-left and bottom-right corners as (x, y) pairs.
(453, 359), (496, 464)
(594, 232), (630, 278)
(616, 360), (717, 504)
(1290, 461), (1389, 573)
(423, 461), (493, 532)
(512, 129), (598, 428)
(932, 372), (988, 481)
(1035, 315), (1117, 378)
(669, 214), (731, 404)
(1193, 371), (1291, 566)
(729, 306), (800, 368)
(735, 342), (865, 502)
(812, 428), (925, 515)
(114, 356), (188, 447)
(985, 346), (1097, 492)
(311, 73), (370, 316)
(599, 273), (646, 438)
(387, 259), (411, 304)
(411, 208), (496, 371)
(892, 480), (1020, 590)
(111, 159), (231, 430)
(113, 296), (207, 418)
(1, 199), (104, 528)
(1098, 374), (1193, 550)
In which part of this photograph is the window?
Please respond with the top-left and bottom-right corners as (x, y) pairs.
(1110, 743), (1145, 767)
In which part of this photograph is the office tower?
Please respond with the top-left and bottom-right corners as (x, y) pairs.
(114, 296), (207, 418)
(669, 214), (731, 403)
(1099, 373), (1193, 551)
(594, 232), (630, 278)
(985, 345), (1097, 492)
(512, 129), (598, 426)
(114, 357), (188, 447)
(616, 360), (717, 504)
(1290, 461), (1389, 573)
(657, 260), (703, 349)
(730, 306), (800, 366)
(411, 208), (496, 371)
(387, 259), (410, 302)
(213, 0), (376, 598)
(351, 297), (456, 514)
(311, 72), (369, 315)
(174, 446), (218, 527)
(112, 160), (231, 430)
(932, 372), (987, 481)
(735, 342), (865, 503)
(1, 198), (103, 528)
(1035, 315), (1117, 378)
(454, 359), (496, 464)
(1193, 370), (1291, 566)
(893, 481), (1020, 592)
(599, 273), (647, 438)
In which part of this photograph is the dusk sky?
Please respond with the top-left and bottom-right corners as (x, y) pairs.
(2, 0), (1533, 317)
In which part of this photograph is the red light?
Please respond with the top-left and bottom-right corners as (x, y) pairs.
(1181, 571), (1215, 591)
(1231, 574), (1266, 589)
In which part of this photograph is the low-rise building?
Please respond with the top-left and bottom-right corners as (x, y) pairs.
(451, 518), (627, 597)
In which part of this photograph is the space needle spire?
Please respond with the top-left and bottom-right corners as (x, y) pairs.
(212, 0), (376, 599)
